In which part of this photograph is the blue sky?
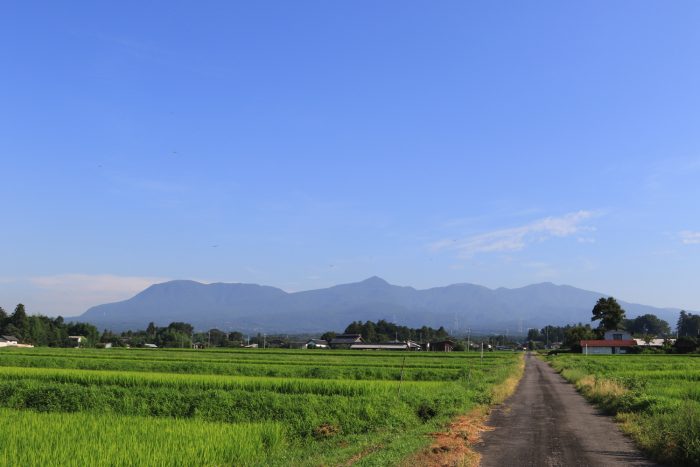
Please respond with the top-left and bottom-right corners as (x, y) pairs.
(2, 1), (700, 317)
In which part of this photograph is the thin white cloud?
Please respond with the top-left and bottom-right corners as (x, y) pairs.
(0, 274), (169, 317)
(680, 230), (700, 245)
(432, 210), (595, 258)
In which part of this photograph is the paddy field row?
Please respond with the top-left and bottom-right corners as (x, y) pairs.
(0, 347), (522, 465)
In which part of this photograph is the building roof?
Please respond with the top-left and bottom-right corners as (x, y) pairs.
(580, 339), (637, 347)
(350, 344), (408, 350)
(307, 339), (328, 345)
(330, 334), (363, 344)
(1, 335), (18, 342)
(634, 338), (675, 347)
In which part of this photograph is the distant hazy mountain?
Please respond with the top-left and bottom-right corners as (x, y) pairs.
(75, 277), (684, 334)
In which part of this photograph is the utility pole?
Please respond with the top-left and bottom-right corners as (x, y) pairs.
(263, 333), (266, 349)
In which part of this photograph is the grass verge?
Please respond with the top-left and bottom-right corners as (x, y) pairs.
(401, 353), (526, 467)
(547, 354), (700, 466)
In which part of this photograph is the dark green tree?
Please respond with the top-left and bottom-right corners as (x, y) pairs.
(228, 331), (244, 344)
(564, 324), (596, 351)
(527, 328), (543, 342)
(9, 304), (28, 338)
(673, 336), (699, 353)
(66, 322), (100, 346)
(146, 322), (157, 339)
(206, 329), (227, 347)
(320, 331), (336, 341)
(167, 322), (193, 335)
(623, 314), (671, 337)
(677, 311), (700, 337)
(591, 297), (625, 331)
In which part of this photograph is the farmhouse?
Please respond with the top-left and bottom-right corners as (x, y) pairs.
(68, 335), (84, 348)
(329, 334), (363, 349)
(634, 338), (675, 348)
(267, 338), (286, 348)
(429, 339), (456, 352)
(350, 340), (421, 351)
(580, 330), (637, 354)
(0, 335), (19, 347)
(305, 339), (329, 349)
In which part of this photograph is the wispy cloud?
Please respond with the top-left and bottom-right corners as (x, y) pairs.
(0, 274), (169, 317)
(431, 210), (596, 258)
(680, 230), (700, 245)
(29, 274), (168, 295)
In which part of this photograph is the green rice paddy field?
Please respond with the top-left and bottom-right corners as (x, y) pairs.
(0, 347), (521, 466)
(547, 354), (700, 466)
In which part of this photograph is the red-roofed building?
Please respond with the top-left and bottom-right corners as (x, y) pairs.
(580, 330), (637, 354)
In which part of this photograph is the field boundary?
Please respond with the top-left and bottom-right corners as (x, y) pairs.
(545, 354), (700, 466)
(403, 353), (526, 467)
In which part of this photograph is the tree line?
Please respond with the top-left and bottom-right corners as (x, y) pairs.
(527, 297), (700, 353)
(102, 322), (251, 348)
(324, 319), (450, 343)
(0, 304), (99, 347)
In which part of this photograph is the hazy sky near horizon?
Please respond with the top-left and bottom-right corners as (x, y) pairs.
(2, 1), (700, 317)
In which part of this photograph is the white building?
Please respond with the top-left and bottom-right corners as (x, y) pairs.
(68, 335), (85, 348)
(305, 339), (329, 349)
(0, 335), (19, 347)
(634, 338), (675, 348)
(581, 330), (636, 355)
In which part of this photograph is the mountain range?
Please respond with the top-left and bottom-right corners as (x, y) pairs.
(75, 277), (685, 334)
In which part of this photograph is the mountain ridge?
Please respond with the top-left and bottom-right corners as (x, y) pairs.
(75, 277), (686, 333)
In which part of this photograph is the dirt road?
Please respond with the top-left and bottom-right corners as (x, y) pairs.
(476, 353), (659, 467)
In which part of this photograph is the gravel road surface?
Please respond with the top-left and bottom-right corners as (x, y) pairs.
(476, 353), (660, 467)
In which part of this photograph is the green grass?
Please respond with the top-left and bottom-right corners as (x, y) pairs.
(0, 409), (288, 466)
(0, 347), (522, 465)
(547, 354), (700, 466)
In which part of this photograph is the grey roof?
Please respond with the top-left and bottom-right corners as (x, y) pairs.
(330, 336), (363, 344)
(1, 336), (18, 342)
(350, 344), (408, 350)
(330, 334), (363, 343)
